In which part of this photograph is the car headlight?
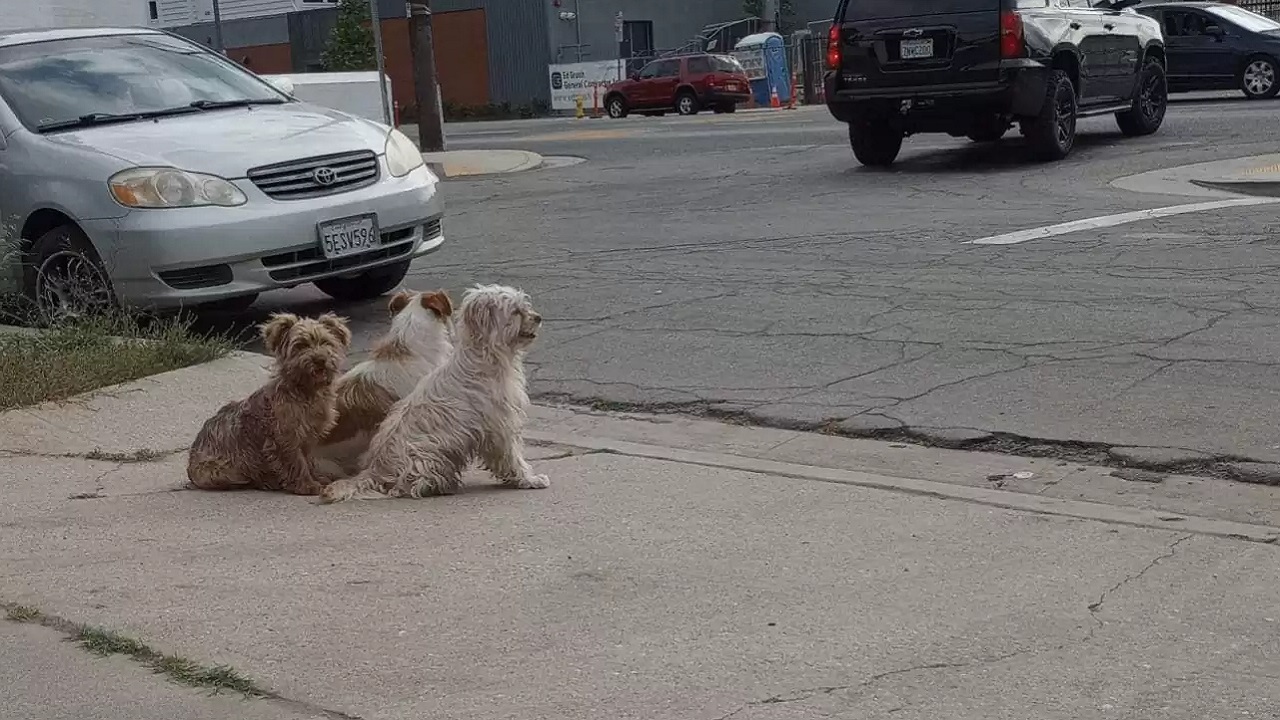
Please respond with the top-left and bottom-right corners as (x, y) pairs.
(385, 127), (426, 178)
(109, 168), (247, 209)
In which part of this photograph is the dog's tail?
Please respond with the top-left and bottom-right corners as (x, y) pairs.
(317, 471), (383, 504)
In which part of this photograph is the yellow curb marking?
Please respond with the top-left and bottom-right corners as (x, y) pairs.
(1244, 163), (1280, 175)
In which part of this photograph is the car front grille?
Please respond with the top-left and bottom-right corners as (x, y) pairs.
(158, 263), (233, 290)
(260, 219), (440, 283)
(247, 150), (379, 200)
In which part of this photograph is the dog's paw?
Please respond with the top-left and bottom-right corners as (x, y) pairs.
(518, 474), (551, 490)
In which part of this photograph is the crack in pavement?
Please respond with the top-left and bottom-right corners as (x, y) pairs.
(1087, 534), (1194, 624)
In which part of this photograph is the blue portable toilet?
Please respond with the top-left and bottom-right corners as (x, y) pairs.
(732, 32), (791, 106)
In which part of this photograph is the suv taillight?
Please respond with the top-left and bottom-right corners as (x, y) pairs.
(1000, 10), (1024, 59)
(826, 23), (841, 69)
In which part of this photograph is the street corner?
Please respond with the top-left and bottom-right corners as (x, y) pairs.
(423, 149), (547, 179)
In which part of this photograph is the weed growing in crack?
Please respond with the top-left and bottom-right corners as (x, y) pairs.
(84, 447), (169, 463)
(6, 604), (41, 622)
(3, 602), (264, 696)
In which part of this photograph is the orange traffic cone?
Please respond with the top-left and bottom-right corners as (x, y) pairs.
(770, 85), (781, 109)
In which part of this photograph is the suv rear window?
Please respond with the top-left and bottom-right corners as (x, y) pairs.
(840, 0), (1000, 20)
(712, 56), (746, 74)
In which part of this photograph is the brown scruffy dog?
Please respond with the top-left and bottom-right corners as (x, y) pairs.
(187, 312), (352, 495)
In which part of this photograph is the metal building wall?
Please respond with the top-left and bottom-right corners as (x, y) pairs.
(547, 0), (745, 64)
(434, 0), (554, 107)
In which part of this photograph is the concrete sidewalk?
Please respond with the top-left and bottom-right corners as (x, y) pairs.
(1, 358), (1278, 719)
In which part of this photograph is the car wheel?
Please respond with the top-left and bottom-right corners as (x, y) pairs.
(26, 224), (116, 323)
(606, 95), (629, 118)
(1022, 69), (1077, 162)
(1116, 59), (1167, 136)
(676, 91), (700, 116)
(720, 103), (737, 114)
(1241, 56), (1279, 99)
(313, 260), (410, 302)
(848, 120), (903, 167)
(967, 116), (1008, 142)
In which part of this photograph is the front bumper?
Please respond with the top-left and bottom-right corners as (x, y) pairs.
(83, 161), (444, 309)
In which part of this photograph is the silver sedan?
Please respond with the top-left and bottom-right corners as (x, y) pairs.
(0, 26), (444, 317)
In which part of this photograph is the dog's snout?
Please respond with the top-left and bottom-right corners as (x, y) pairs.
(530, 312), (542, 325)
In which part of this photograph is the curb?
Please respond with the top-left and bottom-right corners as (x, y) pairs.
(1190, 178), (1280, 199)
(422, 150), (545, 180)
(527, 431), (1280, 545)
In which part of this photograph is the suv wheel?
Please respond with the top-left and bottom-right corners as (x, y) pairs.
(606, 95), (629, 119)
(1116, 59), (1167, 137)
(848, 120), (903, 167)
(1022, 69), (1077, 162)
(676, 91), (700, 116)
(1241, 55), (1279, 100)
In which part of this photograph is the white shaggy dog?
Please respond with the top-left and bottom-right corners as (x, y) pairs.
(314, 289), (454, 479)
(319, 284), (547, 502)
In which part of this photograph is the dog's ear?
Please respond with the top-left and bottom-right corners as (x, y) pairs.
(317, 313), (353, 349)
(422, 290), (453, 318)
(388, 290), (412, 316)
(260, 313), (299, 356)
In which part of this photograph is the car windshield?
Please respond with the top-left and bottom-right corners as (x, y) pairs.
(842, 0), (999, 20)
(1205, 5), (1280, 33)
(713, 56), (746, 74)
(0, 32), (287, 133)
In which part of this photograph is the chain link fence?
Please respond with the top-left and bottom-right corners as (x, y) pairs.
(1239, 1), (1280, 19)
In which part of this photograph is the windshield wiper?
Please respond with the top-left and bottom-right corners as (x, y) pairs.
(188, 98), (287, 110)
(36, 105), (204, 132)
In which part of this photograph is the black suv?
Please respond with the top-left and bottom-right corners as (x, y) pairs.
(825, 0), (1168, 166)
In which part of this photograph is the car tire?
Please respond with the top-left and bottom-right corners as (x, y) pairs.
(1022, 69), (1077, 162)
(1240, 55), (1280, 100)
(967, 116), (1008, 143)
(848, 120), (903, 167)
(714, 103), (738, 114)
(1116, 59), (1167, 137)
(25, 224), (116, 323)
(313, 260), (410, 302)
(606, 95), (629, 119)
(676, 91), (700, 116)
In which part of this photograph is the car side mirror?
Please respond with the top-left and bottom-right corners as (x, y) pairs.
(1205, 24), (1224, 38)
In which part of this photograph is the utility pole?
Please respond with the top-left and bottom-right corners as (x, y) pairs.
(409, 1), (445, 152)
(761, 0), (778, 33)
(211, 0), (226, 53)
(368, 0), (392, 126)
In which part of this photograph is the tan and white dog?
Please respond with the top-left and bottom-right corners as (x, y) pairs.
(315, 289), (454, 479)
(320, 284), (546, 502)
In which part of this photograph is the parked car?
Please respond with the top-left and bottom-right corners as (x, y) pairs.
(1134, 1), (1280, 99)
(824, 0), (1168, 166)
(0, 27), (443, 319)
(604, 54), (752, 118)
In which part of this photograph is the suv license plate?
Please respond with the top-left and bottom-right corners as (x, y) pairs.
(318, 214), (379, 259)
(900, 38), (933, 60)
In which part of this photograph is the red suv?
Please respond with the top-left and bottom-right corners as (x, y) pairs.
(604, 54), (752, 118)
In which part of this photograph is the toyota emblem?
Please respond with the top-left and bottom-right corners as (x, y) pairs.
(313, 167), (338, 185)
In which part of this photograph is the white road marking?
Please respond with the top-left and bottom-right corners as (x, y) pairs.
(965, 198), (1280, 246)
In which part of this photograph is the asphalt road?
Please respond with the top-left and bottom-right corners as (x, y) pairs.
(239, 92), (1280, 465)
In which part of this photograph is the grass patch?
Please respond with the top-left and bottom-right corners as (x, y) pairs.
(0, 314), (232, 412)
(84, 447), (169, 463)
(4, 601), (264, 696)
(6, 604), (41, 622)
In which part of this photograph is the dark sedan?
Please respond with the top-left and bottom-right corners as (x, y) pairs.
(1136, 2), (1280, 99)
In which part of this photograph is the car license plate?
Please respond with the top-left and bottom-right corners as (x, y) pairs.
(727, 82), (740, 91)
(318, 214), (379, 259)
(900, 38), (933, 60)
